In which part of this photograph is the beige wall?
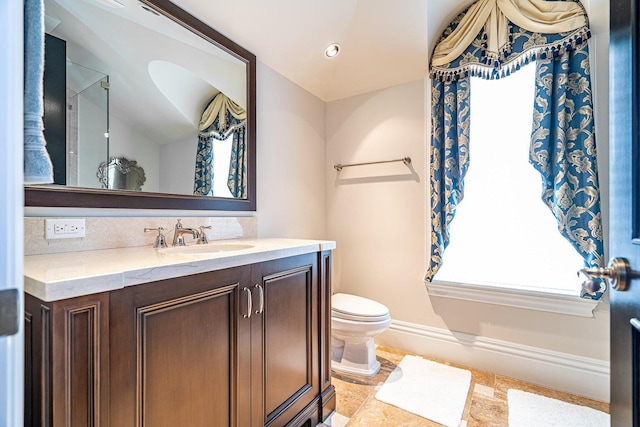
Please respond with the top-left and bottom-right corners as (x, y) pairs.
(255, 63), (326, 239)
(325, 78), (431, 325)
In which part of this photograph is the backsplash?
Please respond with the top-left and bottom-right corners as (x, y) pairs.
(24, 216), (257, 256)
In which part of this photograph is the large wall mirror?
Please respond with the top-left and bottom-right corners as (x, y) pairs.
(25, 0), (256, 210)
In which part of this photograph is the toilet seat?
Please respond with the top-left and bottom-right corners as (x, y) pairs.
(332, 293), (390, 322)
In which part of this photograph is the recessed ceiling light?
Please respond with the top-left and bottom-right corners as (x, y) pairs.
(324, 43), (341, 58)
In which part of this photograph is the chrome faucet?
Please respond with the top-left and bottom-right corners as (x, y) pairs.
(197, 225), (212, 244)
(144, 226), (168, 249)
(172, 219), (200, 246)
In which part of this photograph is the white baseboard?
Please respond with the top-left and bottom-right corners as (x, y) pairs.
(377, 319), (610, 403)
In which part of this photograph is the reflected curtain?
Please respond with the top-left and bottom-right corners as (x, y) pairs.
(194, 93), (247, 197)
(426, 0), (605, 299)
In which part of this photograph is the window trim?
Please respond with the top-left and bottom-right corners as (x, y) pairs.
(426, 280), (600, 318)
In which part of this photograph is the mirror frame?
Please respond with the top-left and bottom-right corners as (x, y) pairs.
(25, 0), (257, 211)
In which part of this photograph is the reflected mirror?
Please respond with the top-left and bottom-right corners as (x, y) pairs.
(98, 157), (146, 191)
(26, 0), (256, 210)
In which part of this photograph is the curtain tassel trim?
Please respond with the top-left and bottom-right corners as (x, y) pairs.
(198, 121), (246, 142)
(430, 27), (591, 83)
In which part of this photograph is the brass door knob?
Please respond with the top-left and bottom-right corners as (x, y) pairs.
(578, 257), (640, 292)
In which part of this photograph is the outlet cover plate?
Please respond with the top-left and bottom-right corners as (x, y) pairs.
(45, 219), (86, 239)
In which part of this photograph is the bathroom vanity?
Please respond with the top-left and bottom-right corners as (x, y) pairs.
(23, 239), (336, 427)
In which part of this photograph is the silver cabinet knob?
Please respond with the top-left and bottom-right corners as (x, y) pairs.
(578, 257), (640, 292)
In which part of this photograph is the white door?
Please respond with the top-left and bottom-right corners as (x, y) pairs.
(0, 1), (25, 426)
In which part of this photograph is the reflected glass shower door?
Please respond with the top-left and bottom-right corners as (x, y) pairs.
(66, 61), (109, 188)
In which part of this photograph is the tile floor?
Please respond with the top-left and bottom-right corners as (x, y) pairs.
(323, 345), (609, 426)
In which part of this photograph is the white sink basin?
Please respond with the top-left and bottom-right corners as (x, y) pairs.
(160, 243), (254, 255)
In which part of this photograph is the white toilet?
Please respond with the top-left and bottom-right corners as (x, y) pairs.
(331, 293), (391, 377)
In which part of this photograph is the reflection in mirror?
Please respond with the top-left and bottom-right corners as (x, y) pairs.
(194, 93), (247, 198)
(66, 60), (109, 188)
(26, 0), (256, 211)
(97, 157), (146, 191)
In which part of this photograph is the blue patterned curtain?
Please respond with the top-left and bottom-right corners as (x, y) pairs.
(530, 44), (604, 298)
(427, 78), (471, 280)
(193, 133), (214, 196)
(426, 0), (605, 299)
(194, 93), (247, 197)
(227, 125), (247, 198)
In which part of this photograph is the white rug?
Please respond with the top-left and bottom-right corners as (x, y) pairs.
(323, 412), (349, 427)
(508, 389), (610, 427)
(374, 355), (471, 427)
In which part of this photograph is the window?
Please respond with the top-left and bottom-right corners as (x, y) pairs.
(434, 62), (586, 296)
(212, 136), (234, 198)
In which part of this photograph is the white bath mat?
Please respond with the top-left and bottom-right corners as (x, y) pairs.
(508, 389), (610, 427)
(323, 412), (349, 427)
(374, 354), (471, 427)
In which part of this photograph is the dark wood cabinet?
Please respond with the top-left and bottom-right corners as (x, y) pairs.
(25, 251), (335, 427)
(108, 264), (251, 427)
(253, 254), (320, 427)
(318, 251), (336, 419)
(24, 292), (110, 427)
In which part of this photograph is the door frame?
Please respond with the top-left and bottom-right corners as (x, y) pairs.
(0, 0), (25, 425)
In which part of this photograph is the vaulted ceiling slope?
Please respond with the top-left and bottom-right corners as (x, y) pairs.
(175, 0), (472, 102)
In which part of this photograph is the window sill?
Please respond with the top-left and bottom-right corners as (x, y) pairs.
(425, 281), (600, 318)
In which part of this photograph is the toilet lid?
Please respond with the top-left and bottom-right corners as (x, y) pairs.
(332, 293), (390, 322)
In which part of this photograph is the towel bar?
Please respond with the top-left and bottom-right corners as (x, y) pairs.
(333, 157), (411, 171)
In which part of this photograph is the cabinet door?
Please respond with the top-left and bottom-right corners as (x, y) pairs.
(318, 250), (336, 421)
(251, 253), (320, 427)
(24, 292), (110, 427)
(109, 266), (251, 427)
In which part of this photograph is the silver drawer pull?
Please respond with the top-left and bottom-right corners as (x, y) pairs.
(254, 284), (264, 314)
(242, 287), (252, 318)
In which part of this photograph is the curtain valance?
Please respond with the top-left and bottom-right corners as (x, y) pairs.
(198, 92), (246, 137)
(426, 0), (605, 300)
(430, 0), (590, 82)
(194, 93), (247, 198)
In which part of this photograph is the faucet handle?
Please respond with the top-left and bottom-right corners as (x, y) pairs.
(175, 219), (183, 229)
(197, 225), (212, 244)
(144, 227), (168, 249)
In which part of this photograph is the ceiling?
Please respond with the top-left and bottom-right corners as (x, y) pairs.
(173, 0), (472, 102)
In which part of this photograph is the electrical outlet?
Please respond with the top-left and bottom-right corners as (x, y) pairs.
(45, 219), (86, 240)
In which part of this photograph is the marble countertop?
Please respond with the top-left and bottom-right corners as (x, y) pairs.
(24, 238), (336, 302)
